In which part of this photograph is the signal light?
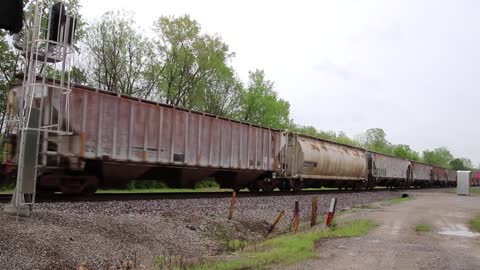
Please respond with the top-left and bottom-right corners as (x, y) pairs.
(0, 0), (23, 33)
(49, 2), (76, 45)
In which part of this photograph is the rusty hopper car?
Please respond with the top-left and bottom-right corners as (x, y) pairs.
(276, 133), (367, 190)
(446, 169), (457, 187)
(6, 83), (282, 194)
(367, 152), (410, 188)
(410, 161), (433, 187)
(432, 166), (448, 187)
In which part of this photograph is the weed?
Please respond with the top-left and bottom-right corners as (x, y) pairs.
(470, 215), (480, 232)
(192, 219), (376, 270)
(227, 239), (248, 252)
(329, 219), (338, 230)
(415, 224), (431, 232)
(156, 252), (199, 270)
(383, 196), (414, 205)
(194, 179), (220, 189)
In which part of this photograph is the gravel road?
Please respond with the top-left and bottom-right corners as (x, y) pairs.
(281, 191), (480, 270)
(0, 190), (400, 270)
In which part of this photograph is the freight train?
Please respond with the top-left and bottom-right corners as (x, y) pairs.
(0, 80), (466, 194)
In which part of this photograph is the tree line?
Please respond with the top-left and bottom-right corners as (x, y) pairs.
(0, 3), (476, 170)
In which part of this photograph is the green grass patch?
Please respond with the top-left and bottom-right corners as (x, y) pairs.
(383, 196), (414, 205)
(227, 239), (249, 252)
(415, 224), (431, 232)
(191, 219), (376, 270)
(97, 187), (234, 194)
(469, 215), (480, 232)
(470, 187), (480, 195)
(0, 189), (14, 194)
(445, 186), (480, 195)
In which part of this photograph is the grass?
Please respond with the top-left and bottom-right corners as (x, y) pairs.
(415, 224), (431, 232)
(97, 187), (234, 194)
(227, 239), (249, 252)
(383, 196), (414, 205)
(0, 187), (236, 194)
(0, 188), (14, 194)
(470, 187), (480, 195)
(469, 216), (480, 232)
(190, 219), (376, 270)
(445, 186), (480, 195)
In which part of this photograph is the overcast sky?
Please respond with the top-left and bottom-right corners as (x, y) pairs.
(81, 0), (480, 165)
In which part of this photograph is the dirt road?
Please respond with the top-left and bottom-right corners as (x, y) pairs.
(282, 192), (480, 270)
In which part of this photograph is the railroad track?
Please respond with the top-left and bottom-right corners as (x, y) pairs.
(0, 188), (395, 203)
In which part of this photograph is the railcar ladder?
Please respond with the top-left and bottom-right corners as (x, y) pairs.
(4, 0), (77, 217)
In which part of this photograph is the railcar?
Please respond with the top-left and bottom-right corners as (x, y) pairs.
(410, 161), (433, 187)
(446, 169), (457, 187)
(367, 152), (410, 188)
(275, 133), (368, 191)
(470, 171), (480, 186)
(432, 166), (448, 187)
(4, 81), (282, 194)
(2, 79), (460, 194)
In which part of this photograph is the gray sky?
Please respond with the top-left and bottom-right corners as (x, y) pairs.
(81, 0), (480, 165)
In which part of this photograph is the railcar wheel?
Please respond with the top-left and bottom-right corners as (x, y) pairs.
(247, 182), (260, 193)
(278, 180), (291, 192)
(261, 180), (275, 193)
(365, 180), (375, 190)
(292, 180), (303, 192)
(352, 183), (361, 191)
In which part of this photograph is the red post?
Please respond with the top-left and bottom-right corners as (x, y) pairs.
(325, 198), (337, 227)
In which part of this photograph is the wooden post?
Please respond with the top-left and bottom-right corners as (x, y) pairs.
(268, 210), (285, 234)
(310, 196), (318, 227)
(228, 191), (236, 220)
(293, 200), (300, 233)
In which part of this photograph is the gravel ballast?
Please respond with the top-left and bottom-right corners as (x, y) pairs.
(0, 190), (400, 269)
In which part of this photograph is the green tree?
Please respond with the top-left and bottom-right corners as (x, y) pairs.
(364, 128), (392, 154)
(199, 70), (242, 117)
(392, 144), (420, 161)
(239, 69), (291, 128)
(291, 125), (322, 138)
(316, 130), (338, 141)
(450, 158), (467, 170)
(335, 131), (362, 147)
(0, 30), (21, 133)
(84, 10), (154, 97)
(151, 15), (239, 113)
(450, 158), (474, 170)
(422, 147), (453, 168)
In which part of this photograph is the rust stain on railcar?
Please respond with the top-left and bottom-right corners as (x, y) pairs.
(432, 166), (448, 181)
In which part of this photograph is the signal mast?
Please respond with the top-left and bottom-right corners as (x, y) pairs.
(2, 1), (77, 216)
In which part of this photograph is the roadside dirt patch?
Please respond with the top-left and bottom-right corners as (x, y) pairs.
(282, 192), (480, 270)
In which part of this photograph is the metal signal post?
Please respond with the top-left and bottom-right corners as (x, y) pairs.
(4, 1), (77, 217)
